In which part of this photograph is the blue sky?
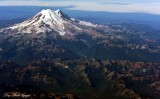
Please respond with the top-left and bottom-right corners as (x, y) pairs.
(0, 0), (160, 14)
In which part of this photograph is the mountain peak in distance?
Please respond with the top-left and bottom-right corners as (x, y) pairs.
(1, 9), (102, 36)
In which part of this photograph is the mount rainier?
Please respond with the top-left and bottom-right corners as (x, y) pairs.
(1, 9), (104, 36)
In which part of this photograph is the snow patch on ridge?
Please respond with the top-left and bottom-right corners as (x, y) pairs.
(78, 21), (98, 27)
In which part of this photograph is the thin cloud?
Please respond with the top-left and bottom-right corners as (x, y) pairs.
(0, 0), (160, 15)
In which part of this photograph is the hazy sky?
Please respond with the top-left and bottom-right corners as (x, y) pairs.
(0, 0), (160, 14)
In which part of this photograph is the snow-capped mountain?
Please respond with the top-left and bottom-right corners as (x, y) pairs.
(0, 9), (159, 65)
(1, 9), (101, 36)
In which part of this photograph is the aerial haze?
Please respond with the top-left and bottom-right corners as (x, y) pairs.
(0, 0), (160, 14)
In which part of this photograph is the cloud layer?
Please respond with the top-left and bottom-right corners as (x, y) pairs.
(0, 0), (160, 15)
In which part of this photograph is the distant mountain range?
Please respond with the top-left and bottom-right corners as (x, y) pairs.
(0, 9), (160, 99)
(0, 6), (160, 30)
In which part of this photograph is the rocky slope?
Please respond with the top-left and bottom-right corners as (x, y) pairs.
(0, 59), (160, 99)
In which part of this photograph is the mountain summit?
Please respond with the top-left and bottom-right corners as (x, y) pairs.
(1, 9), (100, 36)
(35, 9), (70, 24)
(9, 9), (72, 35)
